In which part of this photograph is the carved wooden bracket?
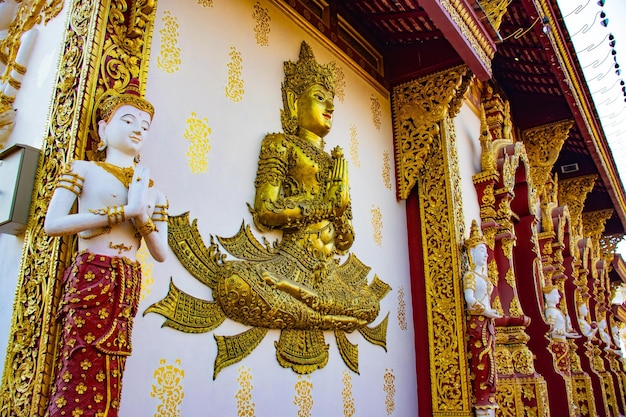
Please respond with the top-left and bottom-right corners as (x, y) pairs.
(558, 175), (597, 240)
(392, 65), (472, 200)
(521, 119), (574, 200)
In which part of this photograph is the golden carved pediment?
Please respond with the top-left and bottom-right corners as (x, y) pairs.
(392, 65), (472, 200)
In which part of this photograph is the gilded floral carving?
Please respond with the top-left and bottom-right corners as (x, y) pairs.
(184, 112), (211, 174)
(157, 11), (181, 74)
(225, 46), (244, 102)
(150, 359), (185, 417)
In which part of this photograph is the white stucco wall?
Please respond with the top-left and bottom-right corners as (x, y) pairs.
(455, 103), (482, 237)
(0, 1), (69, 378)
(118, 1), (417, 416)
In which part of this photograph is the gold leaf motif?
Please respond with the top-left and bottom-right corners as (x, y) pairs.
(252, 2), (270, 46)
(136, 245), (154, 302)
(370, 205), (383, 247)
(150, 359), (185, 417)
(294, 376), (313, 417)
(342, 371), (355, 417)
(236, 366), (255, 417)
(383, 369), (396, 415)
(226, 46), (244, 102)
(335, 65), (346, 103)
(184, 112), (211, 174)
(197, 0), (213, 6)
(397, 286), (407, 331)
(157, 11), (181, 74)
(382, 150), (392, 190)
(349, 124), (360, 168)
(370, 94), (382, 130)
(508, 296), (523, 318)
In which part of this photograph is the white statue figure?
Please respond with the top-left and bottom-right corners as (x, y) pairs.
(543, 286), (579, 341)
(44, 86), (168, 417)
(0, 0), (38, 148)
(577, 302), (598, 339)
(598, 318), (622, 356)
(463, 220), (500, 417)
(611, 323), (624, 356)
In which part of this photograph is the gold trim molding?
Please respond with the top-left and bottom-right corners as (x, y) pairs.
(398, 65), (474, 415)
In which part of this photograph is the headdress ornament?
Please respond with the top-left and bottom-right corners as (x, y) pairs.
(282, 41), (337, 97)
(542, 283), (558, 294)
(98, 78), (155, 122)
(464, 219), (486, 249)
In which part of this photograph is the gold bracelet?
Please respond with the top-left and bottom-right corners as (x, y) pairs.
(56, 171), (84, 196)
(136, 217), (157, 237)
(107, 205), (125, 226)
(88, 205), (125, 227)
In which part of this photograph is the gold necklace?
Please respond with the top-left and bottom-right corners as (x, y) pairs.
(95, 161), (135, 188)
(94, 161), (153, 188)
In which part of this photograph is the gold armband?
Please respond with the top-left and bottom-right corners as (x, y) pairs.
(89, 205), (125, 227)
(136, 217), (157, 237)
(55, 171), (84, 196)
(152, 202), (169, 223)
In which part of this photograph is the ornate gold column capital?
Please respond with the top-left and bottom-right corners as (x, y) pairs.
(558, 175), (597, 239)
(522, 119), (574, 200)
(392, 65), (471, 200)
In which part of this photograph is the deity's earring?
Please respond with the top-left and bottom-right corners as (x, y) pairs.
(97, 139), (107, 151)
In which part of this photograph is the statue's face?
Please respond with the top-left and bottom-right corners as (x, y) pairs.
(471, 243), (488, 268)
(99, 104), (152, 157)
(296, 84), (334, 138)
(545, 288), (560, 305)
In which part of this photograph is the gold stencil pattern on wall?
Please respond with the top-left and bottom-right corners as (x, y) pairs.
(137, 245), (154, 302)
(151, 359), (185, 417)
(349, 124), (360, 168)
(184, 112), (211, 174)
(342, 370), (355, 417)
(253, 2), (270, 46)
(383, 369), (396, 415)
(370, 95), (382, 130)
(157, 11), (181, 74)
(236, 366), (256, 417)
(197, 0), (213, 6)
(226, 46), (245, 102)
(335, 65), (346, 102)
(371, 205), (383, 247)
(294, 376), (313, 417)
(397, 286), (407, 330)
(382, 150), (392, 190)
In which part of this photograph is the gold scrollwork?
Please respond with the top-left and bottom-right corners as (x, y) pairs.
(522, 119), (574, 199)
(392, 65), (470, 200)
(558, 175), (597, 239)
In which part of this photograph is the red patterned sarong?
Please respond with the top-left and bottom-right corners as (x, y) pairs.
(467, 314), (498, 410)
(46, 252), (142, 417)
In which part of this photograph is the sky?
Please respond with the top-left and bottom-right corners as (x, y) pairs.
(557, 0), (626, 260)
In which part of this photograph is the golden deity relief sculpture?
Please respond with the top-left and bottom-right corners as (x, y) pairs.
(148, 41), (390, 377)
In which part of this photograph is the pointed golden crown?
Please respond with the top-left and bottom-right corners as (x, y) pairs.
(282, 41), (337, 98)
(465, 219), (486, 249)
(98, 79), (154, 122)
